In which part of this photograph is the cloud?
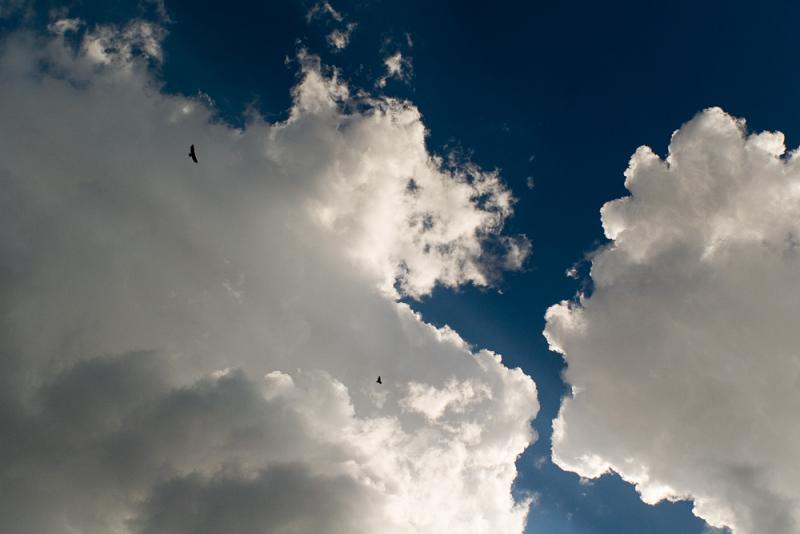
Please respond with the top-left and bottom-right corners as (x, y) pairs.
(401, 376), (493, 421)
(327, 22), (356, 51)
(544, 107), (800, 534)
(307, 1), (343, 23)
(135, 463), (386, 534)
(47, 17), (81, 35)
(385, 51), (405, 77)
(377, 51), (412, 88)
(305, 1), (355, 51)
(81, 19), (166, 64)
(0, 19), (537, 534)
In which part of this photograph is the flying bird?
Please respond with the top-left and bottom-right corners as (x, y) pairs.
(188, 144), (198, 163)
(376, 376), (382, 385)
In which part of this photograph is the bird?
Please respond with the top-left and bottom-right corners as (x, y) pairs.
(376, 376), (382, 385)
(188, 144), (198, 163)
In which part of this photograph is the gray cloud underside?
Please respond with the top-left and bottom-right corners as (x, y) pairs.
(0, 22), (537, 534)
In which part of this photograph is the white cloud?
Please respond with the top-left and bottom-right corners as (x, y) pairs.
(377, 51), (412, 88)
(544, 107), (800, 534)
(307, 1), (343, 23)
(385, 51), (404, 76)
(306, 1), (355, 51)
(327, 22), (356, 50)
(401, 377), (493, 421)
(47, 17), (81, 34)
(0, 20), (537, 534)
(81, 19), (165, 65)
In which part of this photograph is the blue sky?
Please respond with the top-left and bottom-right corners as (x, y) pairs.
(4, 1), (800, 533)
(137, 1), (797, 531)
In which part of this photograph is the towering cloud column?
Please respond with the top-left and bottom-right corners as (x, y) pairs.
(0, 20), (537, 534)
(546, 107), (800, 534)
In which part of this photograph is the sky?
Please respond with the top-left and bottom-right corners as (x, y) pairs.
(2, 1), (800, 533)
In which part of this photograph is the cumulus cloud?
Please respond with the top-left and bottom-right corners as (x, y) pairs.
(0, 18), (537, 534)
(401, 376), (493, 422)
(544, 107), (800, 534)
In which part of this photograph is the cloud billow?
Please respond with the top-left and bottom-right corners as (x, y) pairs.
(0, 19), (537, 534)
(545, 107), (800, 534)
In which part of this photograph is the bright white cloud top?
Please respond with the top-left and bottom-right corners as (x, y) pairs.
(545, 108), (800, 534)
(0, 20), (537, 534)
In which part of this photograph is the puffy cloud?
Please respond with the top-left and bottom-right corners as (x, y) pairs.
(136, 463), (386, 534)
(401, 377), (493, 422)
(544, 107), (800, 534)
(0, 19), (537, 534)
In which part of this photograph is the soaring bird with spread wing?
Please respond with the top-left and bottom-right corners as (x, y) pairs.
(188, 144), (198, 163)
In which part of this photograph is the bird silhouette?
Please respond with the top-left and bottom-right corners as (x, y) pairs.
(376, 376), (382, 385)
(189, 144), (198, 163)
